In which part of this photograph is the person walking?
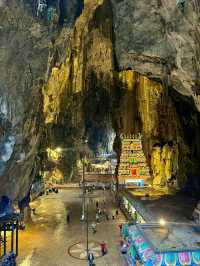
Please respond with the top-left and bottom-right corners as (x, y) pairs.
(88, 252), (94, 266)
(106, 213), (109, 221)
(100, 241), (107, 256)
(96, 213), (100, 223)
(121, 243), (128, 254)
(67, 212), (70, 224)
(91, 222), (97, 234)
(115, 209), (119, 217)
(98, 208), (102, 216)
(119, 223), (122, 235)
(96, 201), (99, 208)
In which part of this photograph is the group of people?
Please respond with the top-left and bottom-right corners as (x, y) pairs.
(87, 241), (108, 266)
(95, 200), (119, 223)
(88, 199), (116, 265)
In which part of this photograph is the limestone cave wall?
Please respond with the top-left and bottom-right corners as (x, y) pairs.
(117, 70), (200, 189)
(112, 0), (200, 110)
(0, 0), (200, 199)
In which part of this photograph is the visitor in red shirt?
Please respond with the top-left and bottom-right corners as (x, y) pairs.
(100, 241), (107, 256)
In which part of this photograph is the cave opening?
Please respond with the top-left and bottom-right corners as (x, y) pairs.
(82, 75), (116, 157)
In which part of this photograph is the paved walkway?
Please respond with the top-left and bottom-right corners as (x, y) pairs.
(17, 189), (126, 266)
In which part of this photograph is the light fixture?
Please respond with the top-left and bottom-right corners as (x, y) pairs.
(46, 147), (63, 161)
(159, 219), (166, 226)
(56, 147), (62, 153)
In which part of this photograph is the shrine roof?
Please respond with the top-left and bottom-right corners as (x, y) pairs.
(134, 223), (200, 252)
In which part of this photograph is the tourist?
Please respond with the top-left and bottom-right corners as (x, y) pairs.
(100, 241), (107, 256)
(91, 222), (97, 234)
(88, 252), (94, 266)
(98, 208), (102, 216)
(96, 213), (100, 223)
(67, 212), (70, 224)
(115, 209), (119, 217)
(120, 238), (124, 247)
(80, 214), (85, 221)
(119, 223), (122, 235)
(96, 201), (99, 208)
(121, 243), (128, 254)
(19, 220), (26, 230)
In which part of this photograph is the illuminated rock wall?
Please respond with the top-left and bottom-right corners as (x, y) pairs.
(43, 0), (114, 121)
(42, 0), (114, 185)
(117, 70), (199, 188)
(151, 144), (179, 187)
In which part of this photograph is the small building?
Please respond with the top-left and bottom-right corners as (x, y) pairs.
(123, 223), (200, 265)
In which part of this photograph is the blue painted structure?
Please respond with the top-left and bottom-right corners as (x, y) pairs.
(123, 224), (200, 266)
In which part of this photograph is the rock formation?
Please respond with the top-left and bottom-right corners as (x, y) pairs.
(0, 0), (200, 199)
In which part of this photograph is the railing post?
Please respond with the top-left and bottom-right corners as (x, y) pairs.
(3, 223), (6, 256)
(16, 220), (19, 256)
(11, 223), (14, 252)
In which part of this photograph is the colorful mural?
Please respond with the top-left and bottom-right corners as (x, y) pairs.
(124, 225), (200, 266)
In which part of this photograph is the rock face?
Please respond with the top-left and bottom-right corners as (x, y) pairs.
(112, 0), (200, 110)
(0, 0), (200, 199)
(117, 70), (200, 189)
(0, 0), (76, 198)
(0, 1), (50, 199)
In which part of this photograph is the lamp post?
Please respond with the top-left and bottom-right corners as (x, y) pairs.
(86, 201), (89, 260)
(80, 139), (88, 222)
(81, 156), (86, 221)
(79, 138), (90, 261)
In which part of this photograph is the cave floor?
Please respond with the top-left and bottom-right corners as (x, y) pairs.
(17, 188), (126, 266)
